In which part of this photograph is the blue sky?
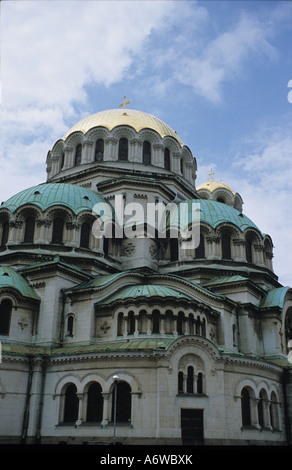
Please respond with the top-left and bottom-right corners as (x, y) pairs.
(0, 0), (292, 286)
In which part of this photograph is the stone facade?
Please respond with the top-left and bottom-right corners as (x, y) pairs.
(0, 108), (291, 446)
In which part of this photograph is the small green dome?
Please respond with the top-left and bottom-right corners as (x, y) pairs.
(101, 284), (192, 305)
(0, 266), (39, 300)
(0, 183), (110, 215)
(168, 199), (261, 234)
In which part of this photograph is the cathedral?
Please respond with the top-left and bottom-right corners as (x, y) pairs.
(0, 104), (291, 446)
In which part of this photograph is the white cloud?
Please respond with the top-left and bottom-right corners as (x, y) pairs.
(202, 117), (292, 287)
(172, 11), (278, 103)
(0, 0), (180, 199)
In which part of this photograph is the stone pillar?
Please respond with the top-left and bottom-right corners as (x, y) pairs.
(206, 236), (221, 260)
(172, 152), (181, 173)
(153, 144), (164, 167)
(130, 138), (142, 162)
(76, 393), (85, 423)
(134, 315), (139, 337)
(82, 141), (94, 164)
(233, 238), (246, 262)
(63, 147), (74, 169)
(105, 137), (118, 161)
(101, 393), (110, 427)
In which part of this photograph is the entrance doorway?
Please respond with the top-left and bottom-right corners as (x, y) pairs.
(181, 409), (204, 445)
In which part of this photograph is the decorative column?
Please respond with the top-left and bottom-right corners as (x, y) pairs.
(183, 374), (187, 394)
(35, 219), (51, 244)
(76, 393), (85, 424)
(101, 393), (110, 427)
(105, 137), (118, 161)
(66, 222), (80, 247)
(152, 144), (164, 167)
(233, 238), (246, 262)
(172, 152), (181, 173)
(254, 244), (265, 266)
(82, 141), (94, 164)
(134, 315), (139, 337)
(8, 220), (22, 245)
(129, 138), (142, 162)
(206, 236), (221, 260)
(123, 316), (128, 338)
(63, 147), (74, 169)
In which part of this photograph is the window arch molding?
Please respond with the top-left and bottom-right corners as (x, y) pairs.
(51, 140), (65, 172)
(0, 216), (10, 248)
(46, 207), (72, 245)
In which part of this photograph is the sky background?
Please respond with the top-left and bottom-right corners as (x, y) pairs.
(0, 0), (291, 286)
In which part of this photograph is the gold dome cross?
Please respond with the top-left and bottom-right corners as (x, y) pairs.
(119, 96), (131, 109)
(209, 168), (215, 182)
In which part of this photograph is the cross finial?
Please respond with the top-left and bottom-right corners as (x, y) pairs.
(209, 168), (215, 182)
(119, 96), (131, 109)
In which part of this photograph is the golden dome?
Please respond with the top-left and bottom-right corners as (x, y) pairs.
(197, 179), (235, 195)
(62, 108), (184, 145)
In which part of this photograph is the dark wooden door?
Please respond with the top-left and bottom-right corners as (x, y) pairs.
(181, 409), (204, 445)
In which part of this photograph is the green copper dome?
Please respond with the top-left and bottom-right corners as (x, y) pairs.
(100, 284), (192, 305)
(0, 266), (39, 300)
(0, 183), (110, 215)
(168, 199), (262, 234)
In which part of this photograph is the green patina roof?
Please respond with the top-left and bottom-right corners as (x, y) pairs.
(260, 286), (291, 309)
(1, 338), (177, 356)
(168, 199), (262, 234)
(202, 275), (250, 287)
(0, 183), (111, 215)
(100, 284), (192, 305)
(70, 272), (128, 291)
(0, 266), (39, 300)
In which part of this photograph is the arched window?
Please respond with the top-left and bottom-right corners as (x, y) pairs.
(63, 384), (79, 423)
(86, 382), (103, 422)
(187, 366), (194, 393)
(52, 217), (64, 244)
(246, 238), (253, 263)
(103, 236), (109, 256)
(233, 324), (237, 346)
(197, 373), (203, 394)
(112, 381), (131, 423)
(61, 152), (65, 169)
(152, 310), (160, 334)
(67, 315), (74, 336)
(188, 314), (195, 335)
(142, 141), (151, 165)
(180, 158), (184, 175)
(270, 392), (279, 430)
(222, 233), (231, 259)
(128, 311), (135, 335)
(201, 318), (206, 337)
(0, 299), (12, 335)
(258, 390), (264, 427)
(195, 234), (205, 259)
(1, 221), (9, 247)
(177, 312), (184, 335)
(170, 238), (178, 261)
(138, 310), (147, 334)
(75, 144), (82, 166)
(118, 138), (128, 161)
(95, 139), (104, 161)
(241, 387), (251, 427)
(196, 316), (201, 335)
(178, 371), (184, 394)
(23, 216), (35, 243)
(80, 222), (91, 249)
(217, 197), (225, 204)
(117, 312), (123, 337)
(164, 148), (170, 171)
